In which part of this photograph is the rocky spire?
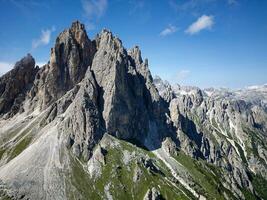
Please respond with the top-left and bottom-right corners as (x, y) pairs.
(49, 20), (96, 89)
(128, 46), (143, 66)
(0, 54), (38, 116)
(91, 29), (146, 140)
(32, 21), (97, 108)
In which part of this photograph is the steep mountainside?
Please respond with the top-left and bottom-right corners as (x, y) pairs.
(0, 21), (266, 200)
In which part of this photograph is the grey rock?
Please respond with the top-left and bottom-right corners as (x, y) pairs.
(153, 76), (174, 103)
(143, 187), (162, 200)
(162, 137), (177, 156)
(29, 21), (96, 109)
(156, 76), (267, 197)
(133, 164), (143, 182)
(87, 145), (106, 178)
(62, 69), (102, 161)
(0, 54), (38, 117)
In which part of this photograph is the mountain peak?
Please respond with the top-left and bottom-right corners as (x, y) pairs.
(13, 53), (35, 70)
(70, 20), (85, 31)
(128, 46), (143, 65)
(0, 21), (266, 200)
(36, 21), (97, 107)
(0, 54), (37, 116)
(96, 28), (123, 50)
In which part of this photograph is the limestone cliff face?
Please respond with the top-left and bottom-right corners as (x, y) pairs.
(0, 54), (38, 117)
(29, 21), (96, 109)
(91, 31), (163, 143)
(0, 21), (266, 200)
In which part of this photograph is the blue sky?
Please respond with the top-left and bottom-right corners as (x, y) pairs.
(0, 0), (266, 88)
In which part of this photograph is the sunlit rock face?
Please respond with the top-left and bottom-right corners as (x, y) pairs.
(0, 21), (266, 200)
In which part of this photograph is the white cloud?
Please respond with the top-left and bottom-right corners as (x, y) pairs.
(185, 15), (214, 35)
(0, 62), (13, 75)
(32, 26), (55, 49)
(81, 0), (107, 29)
(177, 70), (190, 80)
(160, 25), (177, 37)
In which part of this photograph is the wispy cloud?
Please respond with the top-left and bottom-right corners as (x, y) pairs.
(32, 26), (55, 49)
(81, 0), (108, 30)
(185, 15), (214, 35)
(177, 70), (191, 80)
(160, 25), (177, 37)
(0, 62), (13, 75)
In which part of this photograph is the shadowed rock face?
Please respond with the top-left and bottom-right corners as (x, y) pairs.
(29, 21), (96, 109)
(0, 54), (38, 117)
(0, 21), (266, 200)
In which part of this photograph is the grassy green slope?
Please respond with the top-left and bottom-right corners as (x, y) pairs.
(66, 136), (252, 200)
(67, 138), (193, 200)
(174, 152), (238, 200)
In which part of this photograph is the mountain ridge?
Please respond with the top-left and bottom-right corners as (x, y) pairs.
(0, 21), (266, 200)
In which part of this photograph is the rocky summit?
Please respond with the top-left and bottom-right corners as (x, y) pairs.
(0, 21), (266, 200)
